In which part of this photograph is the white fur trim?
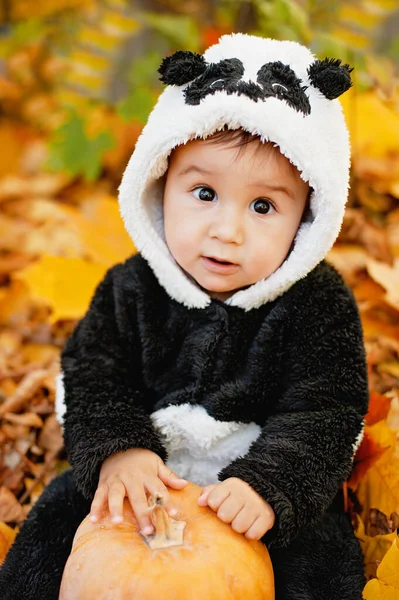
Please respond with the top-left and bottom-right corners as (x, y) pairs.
(352, 421), (365, 457)
(119, 33), (350, 310)
(150, 404), (261, 486)
(55, 372), (66, 427)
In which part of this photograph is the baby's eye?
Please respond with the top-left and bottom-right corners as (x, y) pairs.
(251, 198), (275, 214)
(192, 186), (217, 202)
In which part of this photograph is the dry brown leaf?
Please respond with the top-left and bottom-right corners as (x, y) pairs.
(327, 244), (368, 286)
(0, 487), (25, 523)
(387, 209), (399, 259)
(366, 259), (399, 312)
(38, 414), (63, 455)
(0, 173), (70, 201)
(3, 412), (44, 428)
(0, 365), (57, 416)
(338, 210), (393, 264)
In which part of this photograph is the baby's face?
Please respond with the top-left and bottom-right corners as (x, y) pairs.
(163, 137), (310, 301)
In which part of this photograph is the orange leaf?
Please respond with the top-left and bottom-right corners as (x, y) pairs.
(202, 27), (231, 48)
(356, 422), (399, 529)
(0, 522), (17, 566)
(366, 391), (392, 426)
(348, 428), (389, 489)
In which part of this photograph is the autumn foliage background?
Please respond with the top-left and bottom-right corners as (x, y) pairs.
(0, 0), (399, 596)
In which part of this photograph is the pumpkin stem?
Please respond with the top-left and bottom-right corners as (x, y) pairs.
(141, 494), (186, 550)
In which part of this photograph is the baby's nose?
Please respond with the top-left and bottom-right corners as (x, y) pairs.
(209, 206), (244, 244)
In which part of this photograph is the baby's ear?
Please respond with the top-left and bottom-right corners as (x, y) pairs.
(308, 58), (353, 99)
(158, 51), (207, 86)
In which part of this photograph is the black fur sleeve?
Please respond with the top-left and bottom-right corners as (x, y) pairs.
(218, 266), (369, 549)
(61, 265), (167, 500)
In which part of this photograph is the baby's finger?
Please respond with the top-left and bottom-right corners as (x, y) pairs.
(203, 485), (230, 512)
(231, 505), (257, 534)
(126, 484), (154, 535)
(90, 483), (108, 522)
(197, 484), (216, 506)
(107, 480), (126, 524)
(158, 463), (188, 489)
(245, 516), (269, 541)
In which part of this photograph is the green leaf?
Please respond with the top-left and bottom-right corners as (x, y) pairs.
(116, 87), (156, 123)
(0, 18), (48, 57)
(126, 50), (164, 88)
(142, 12), (200, 52)
(45, 110), (115, 182)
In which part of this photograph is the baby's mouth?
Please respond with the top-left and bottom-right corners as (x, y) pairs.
(201, 256), (240, 273)
(206, 256), (237, 266)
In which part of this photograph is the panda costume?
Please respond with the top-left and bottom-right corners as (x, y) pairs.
(0, 34), (368, 599)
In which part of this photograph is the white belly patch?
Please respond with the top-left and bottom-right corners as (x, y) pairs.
(150, 404), (261, 487)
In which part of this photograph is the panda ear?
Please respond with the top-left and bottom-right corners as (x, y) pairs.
(308, 58), (353, 100)
(158, 51), (207, 86)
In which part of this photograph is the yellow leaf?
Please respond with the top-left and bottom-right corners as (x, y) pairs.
(340, 91), (399, 159)
(101, 9), (139, 35)
(68, 50), (110, 73)
(339, 5), (384, 29)
(363, 579), (398, 599)
(378, 363), (399, 378)
(355, 517), (397, 581)
(0, 522), (17, 566)
(78, 26), (122, 52)
(377, 535), (399, 589)
(363, 535), (399, 598)
(13, 255), (108, 323)
(329, 26), (371, 49)
(63, 196), (135, 267)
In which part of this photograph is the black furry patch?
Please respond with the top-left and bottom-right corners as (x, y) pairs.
(158, 50), (207, 86)
(182, 58), (310, 115)
(257, 61), (310, 114)
(308, 58), (353, 100)
(184, 58), (245, 104)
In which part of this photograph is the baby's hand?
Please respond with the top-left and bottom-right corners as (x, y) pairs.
(197, 477), (275, 540)
(89, 448), (188, 535)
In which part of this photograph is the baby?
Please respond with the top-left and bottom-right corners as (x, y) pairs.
(0, 33), (369, 600)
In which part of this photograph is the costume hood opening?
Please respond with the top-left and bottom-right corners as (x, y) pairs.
(118, 33), (352, 311)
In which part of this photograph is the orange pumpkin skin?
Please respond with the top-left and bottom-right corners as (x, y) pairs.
(59, 482), (274, 600)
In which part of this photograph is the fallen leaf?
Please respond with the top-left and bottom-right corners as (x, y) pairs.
(341, 90), (399, 159)
(0, 487), (25, 523)
(0, 522), (17, 566)
(355, 516), (397, 581)
(363, 534), (399, 598)
(366, 391), (392, 426)
(348, 428), (389, 490)
(356, 422), (399, 531)
(366, 259), (399, 312)
(13, 255), (108, 322)
(3, 412), (43, 428)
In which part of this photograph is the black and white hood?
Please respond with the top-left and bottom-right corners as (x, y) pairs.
(118, 33), (353, 310)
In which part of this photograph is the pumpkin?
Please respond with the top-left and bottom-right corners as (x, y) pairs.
(59, 482), (275, 599)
